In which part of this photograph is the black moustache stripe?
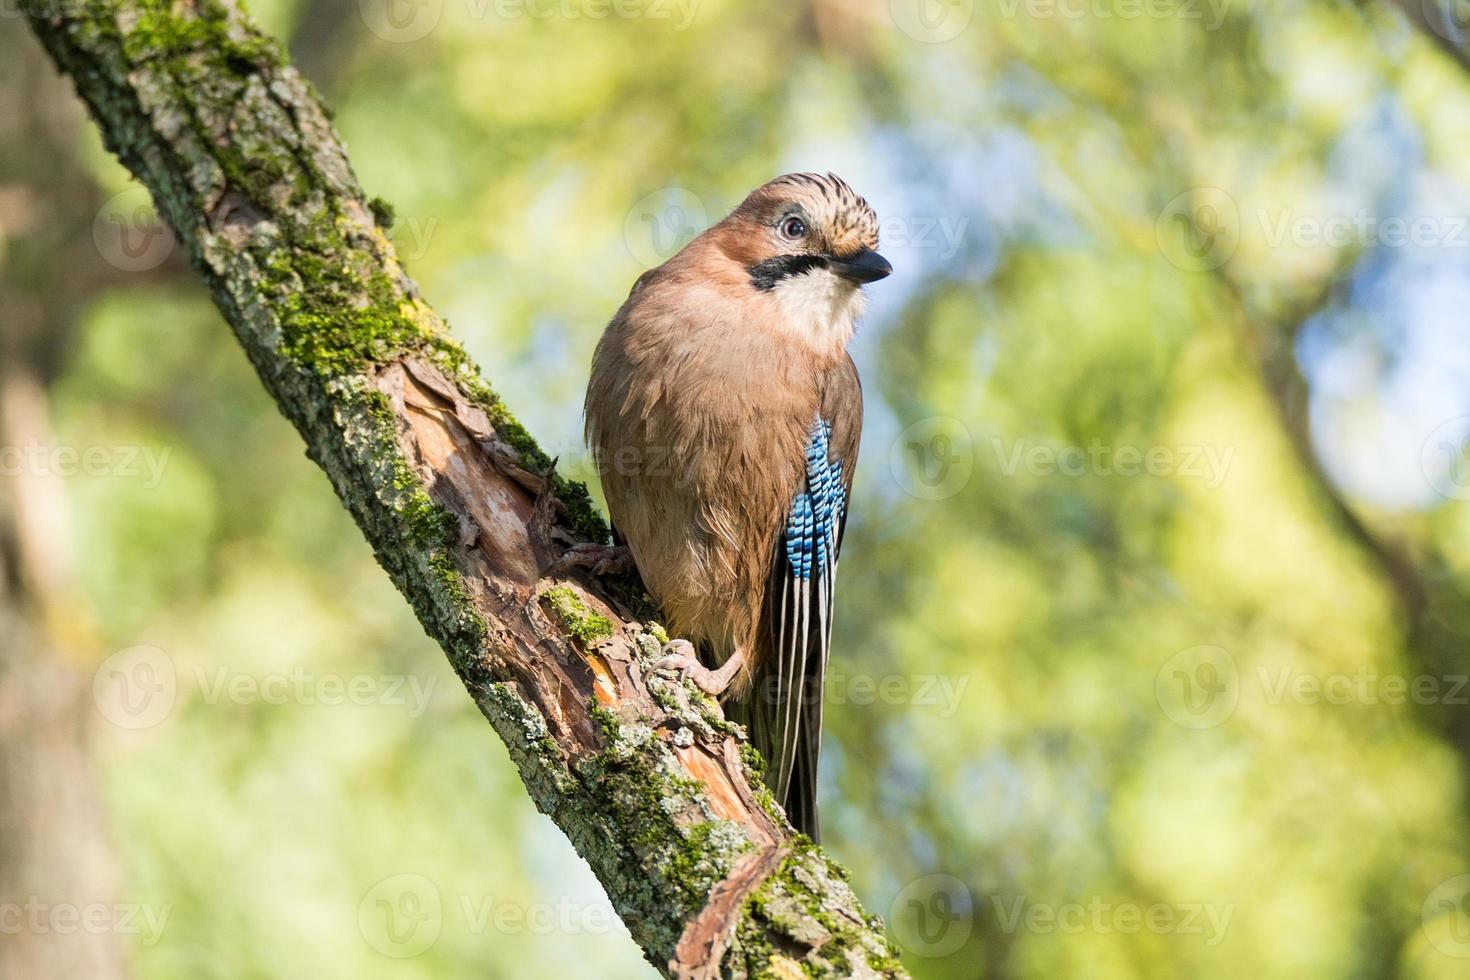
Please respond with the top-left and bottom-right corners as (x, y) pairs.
(748, 254), (828, 291)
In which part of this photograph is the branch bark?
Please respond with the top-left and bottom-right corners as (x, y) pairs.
(17, 2), (905, 976)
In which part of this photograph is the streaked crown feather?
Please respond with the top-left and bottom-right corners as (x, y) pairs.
(736, 171), (880, 258)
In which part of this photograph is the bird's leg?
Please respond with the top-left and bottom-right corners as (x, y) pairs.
(549, 542), (635, 578)
(653, 640), (745, 697)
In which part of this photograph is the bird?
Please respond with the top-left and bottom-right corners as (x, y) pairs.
(583, 172), (890, 839)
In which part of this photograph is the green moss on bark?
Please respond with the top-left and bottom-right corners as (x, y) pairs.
(542, 586), (615, 645)
(119, 0), (284, 66)
(733, 844), (904, 978)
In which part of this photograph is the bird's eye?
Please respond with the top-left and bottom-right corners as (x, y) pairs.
(779, 216), (807, 240)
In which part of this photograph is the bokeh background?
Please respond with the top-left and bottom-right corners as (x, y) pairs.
(6, 0), (1470, 977)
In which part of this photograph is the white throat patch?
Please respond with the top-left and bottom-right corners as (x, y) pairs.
(771, 267), (867, 358)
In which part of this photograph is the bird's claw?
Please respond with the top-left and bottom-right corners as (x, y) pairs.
(549, 543), (634, 578)
(651, 639), (723, 695)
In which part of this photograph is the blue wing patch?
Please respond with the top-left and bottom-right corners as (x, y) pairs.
(784, 418), (846, 580)
(765, 414), (851, 827)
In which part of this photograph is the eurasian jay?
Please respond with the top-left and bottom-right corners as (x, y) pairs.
(584, 173), (889, 839)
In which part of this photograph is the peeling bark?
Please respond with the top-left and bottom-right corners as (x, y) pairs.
(16, 1), (905, 975)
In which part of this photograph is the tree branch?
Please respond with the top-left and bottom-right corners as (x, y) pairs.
(17, 2), (904, 975)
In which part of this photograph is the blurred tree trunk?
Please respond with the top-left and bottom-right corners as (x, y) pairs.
(0, 372), (129, 980)
(0, 26), (129, 980)
(15, 3), (905, 976)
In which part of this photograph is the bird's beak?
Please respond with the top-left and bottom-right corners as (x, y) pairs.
(828, 249), (892, 284)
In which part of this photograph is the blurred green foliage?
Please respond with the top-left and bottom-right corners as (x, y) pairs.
(9, 0), (1470, 977)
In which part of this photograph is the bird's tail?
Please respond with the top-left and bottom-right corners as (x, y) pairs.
(724, 675), (822, 842)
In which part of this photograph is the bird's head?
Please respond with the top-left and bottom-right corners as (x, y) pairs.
(724, 172), (892, 293)
(707, 172), (889, 356)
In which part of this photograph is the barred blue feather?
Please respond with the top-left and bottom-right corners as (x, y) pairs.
(758, 414), (852, 839)
(785, 419), (846, 579)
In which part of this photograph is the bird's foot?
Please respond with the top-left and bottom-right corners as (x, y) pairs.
(549, 543), (634, 578)
(651, 640), (740, 697)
